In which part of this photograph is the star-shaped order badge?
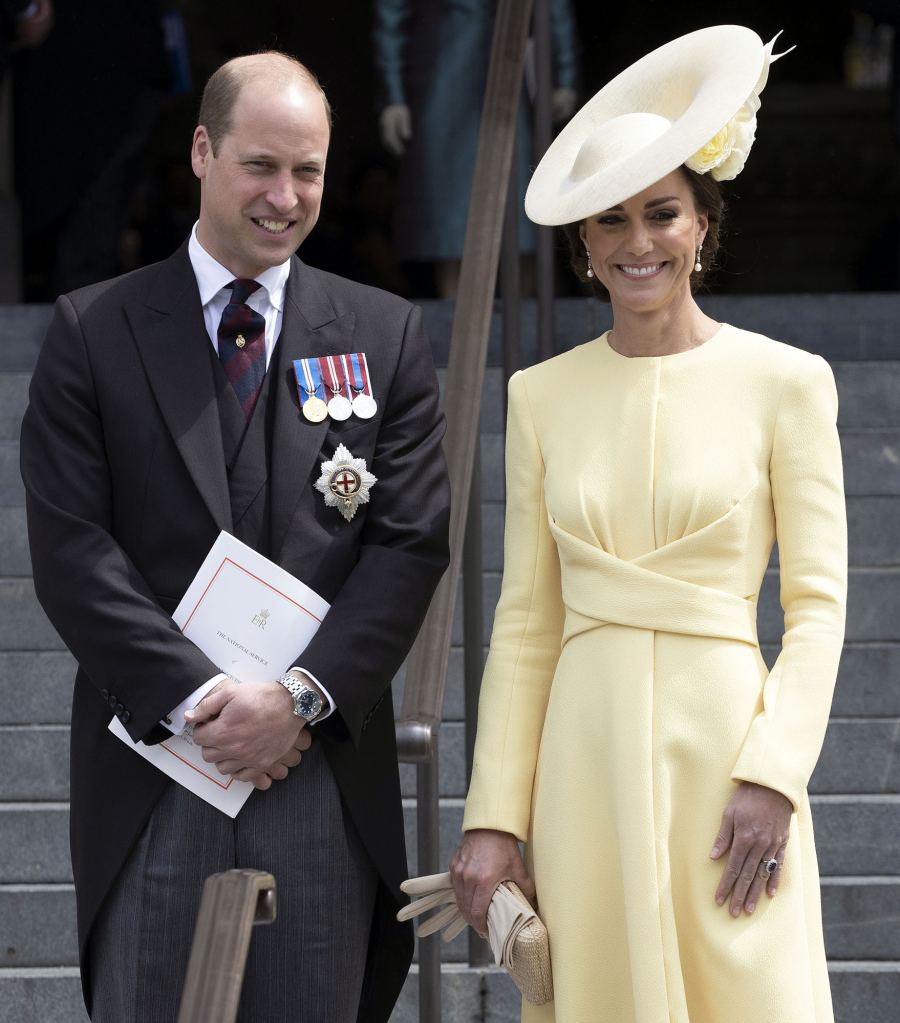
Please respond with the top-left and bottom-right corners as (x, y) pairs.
(314, 444), (378, 522)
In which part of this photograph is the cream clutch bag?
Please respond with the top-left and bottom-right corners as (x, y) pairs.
(397, 871), (553, 1005)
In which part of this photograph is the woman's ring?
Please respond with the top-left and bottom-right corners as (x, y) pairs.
(762, 858), (779, 878)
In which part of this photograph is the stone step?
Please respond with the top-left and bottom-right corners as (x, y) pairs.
(1, 797), (897, 887)
(0, 373), (30, 442)
(0, 306), (53, 372)
(0, 441), (23, 508)
(0, 652), (76, 725)
(0, 727), (71, 801)
(8, 295), (900, 372)
(2, 641), (897, 733)
(3, 873), (897, 972)
(0, 961), (897, 1023)
(4, 359), (899, 444)
(822, 878), (900, 960)
(831, 362), (900, 427)
(4, 427), (900, 518)
(0, 886), (78, 968)
(0, 581), (60, 650)
(1, 566), (898, 656)
(395, 962), (900, 1023)
(2, 492), (897, 582)
(4, 488), (900, 572)
(3, 717), (897, 803)
(0, 967), (88, 1023)
(0, 505), (29, 576)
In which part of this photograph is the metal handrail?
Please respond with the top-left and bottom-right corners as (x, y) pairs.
(394, 2), (536, 1018)
(177, 869), (276, 1023)
(396, 0), (535, 759)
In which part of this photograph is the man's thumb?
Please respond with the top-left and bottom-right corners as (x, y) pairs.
(186, 687), (231, 724)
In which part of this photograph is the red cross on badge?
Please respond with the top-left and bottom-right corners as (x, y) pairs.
(330, 468), (361, 497)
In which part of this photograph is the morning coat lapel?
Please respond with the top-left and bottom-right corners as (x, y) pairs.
(125, 243), (233, 533)
(271, 256), (356, 560)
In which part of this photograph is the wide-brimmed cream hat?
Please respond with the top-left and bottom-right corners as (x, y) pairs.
(525, 25), (791, 226)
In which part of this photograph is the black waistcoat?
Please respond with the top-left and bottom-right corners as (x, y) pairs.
(210, 341), (282, 558)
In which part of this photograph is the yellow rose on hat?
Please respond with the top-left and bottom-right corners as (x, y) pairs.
(686, 122), (738, 175)
(685, 31), (790, 183)
(687, 104), (758, 181)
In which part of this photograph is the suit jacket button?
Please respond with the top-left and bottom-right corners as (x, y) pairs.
(120, 710), (131, 724)
(115, 702), (124, 714)
(108, 695), (117, 708)
(100, 689), (109, 700)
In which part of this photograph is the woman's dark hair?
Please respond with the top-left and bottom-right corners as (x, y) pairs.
(562, 166), (725, 301)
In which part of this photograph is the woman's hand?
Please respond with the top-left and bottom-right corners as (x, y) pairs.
(450, 829), (535, 938)
(711, 781), (792, 917)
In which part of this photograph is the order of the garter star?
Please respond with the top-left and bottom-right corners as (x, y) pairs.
(315, 444), (378, 522)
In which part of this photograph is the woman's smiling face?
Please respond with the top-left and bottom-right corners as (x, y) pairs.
(579, 169), (708, 315)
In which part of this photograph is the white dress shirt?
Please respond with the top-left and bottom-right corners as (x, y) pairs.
(163, 225), (335, 733)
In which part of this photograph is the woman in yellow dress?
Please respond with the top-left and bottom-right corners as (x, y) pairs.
(450, 26), (846, 1023)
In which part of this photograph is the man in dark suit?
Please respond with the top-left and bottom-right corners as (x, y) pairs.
(20, 51), (450, 1022)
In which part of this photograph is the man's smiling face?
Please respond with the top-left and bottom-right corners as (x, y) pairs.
(191, 74), (330, 278)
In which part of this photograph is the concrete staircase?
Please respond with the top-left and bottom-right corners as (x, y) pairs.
(1, 295), (898, 1022)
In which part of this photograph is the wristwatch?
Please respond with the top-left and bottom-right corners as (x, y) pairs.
(278, 672), (324, 723)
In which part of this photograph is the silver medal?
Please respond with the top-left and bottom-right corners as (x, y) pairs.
(352, 393), (378, 419)
(327, 394), (353, 421)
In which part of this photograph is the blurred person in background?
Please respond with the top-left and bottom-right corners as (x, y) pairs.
(374, 0), (580, 298)
(1, 0), (52, 78)
(12, 0), (168, 299)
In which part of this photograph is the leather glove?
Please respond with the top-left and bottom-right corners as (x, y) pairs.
(397, 871), (468, 942)
(397, 871), (542, 968)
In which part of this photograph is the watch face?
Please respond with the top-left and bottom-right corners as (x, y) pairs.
(297, 689), (322, 718)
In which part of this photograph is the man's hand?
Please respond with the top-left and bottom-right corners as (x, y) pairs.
(13, 0), (54, 50)
(186, 678), (304, 781)
(449, 829), (535, 938)
(379, 104), (412, 156)
(711, 781), (792, 917)
(236, 729), (313, 791)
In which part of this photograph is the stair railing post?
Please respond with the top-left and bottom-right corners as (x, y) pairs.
(533, 0), (556, 363)
(416, 742), (441, 1022)
(501, 135), (522, 390)
(463, 440), (490, 968)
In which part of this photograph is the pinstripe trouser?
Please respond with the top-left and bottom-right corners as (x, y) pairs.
(88, 739), (377, 1022)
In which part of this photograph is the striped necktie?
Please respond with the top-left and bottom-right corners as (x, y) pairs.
(217, 278), (267, 420)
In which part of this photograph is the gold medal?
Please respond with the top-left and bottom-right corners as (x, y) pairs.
(302, 396), (329, 423)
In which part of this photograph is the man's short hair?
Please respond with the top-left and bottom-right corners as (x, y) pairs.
(198, 51), (332, 155)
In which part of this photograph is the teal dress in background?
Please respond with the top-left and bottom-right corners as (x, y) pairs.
(373, 0), (580, 262)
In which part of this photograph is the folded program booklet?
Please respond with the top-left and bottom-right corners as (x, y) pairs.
(109, 531), (331, 816)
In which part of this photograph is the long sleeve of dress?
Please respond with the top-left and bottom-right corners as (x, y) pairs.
(463, 370), (565, 841)
(731, 355), (848, 810)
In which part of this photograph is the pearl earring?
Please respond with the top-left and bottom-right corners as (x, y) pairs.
(585, 249), (594, 278)
(694, 244), (702, 273)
